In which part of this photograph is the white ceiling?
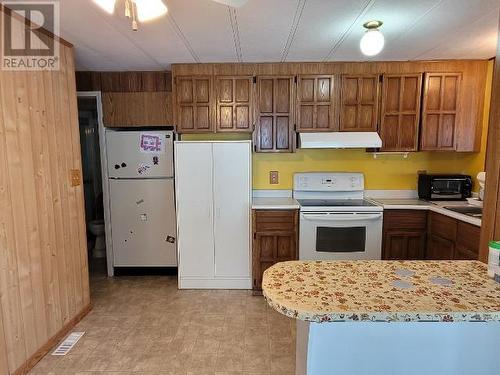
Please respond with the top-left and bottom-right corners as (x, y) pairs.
(56, 0), (500, 71)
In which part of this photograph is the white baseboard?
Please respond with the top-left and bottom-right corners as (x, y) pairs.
(178, 277), (252, 289)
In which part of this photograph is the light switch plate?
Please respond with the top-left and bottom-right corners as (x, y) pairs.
(270, 171), (279, 184)
(70, 169), (81, 187)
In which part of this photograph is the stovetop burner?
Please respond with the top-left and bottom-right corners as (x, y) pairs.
(297, 199), (377, 207)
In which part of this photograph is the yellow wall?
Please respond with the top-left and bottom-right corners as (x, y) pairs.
(183, 61), (493, 191)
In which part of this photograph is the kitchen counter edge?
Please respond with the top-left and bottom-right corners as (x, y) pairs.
(252, 197), (300, 210)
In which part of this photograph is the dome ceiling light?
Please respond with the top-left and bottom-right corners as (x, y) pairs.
(360, 20), (385, 57)
(93, 0), (168, 31)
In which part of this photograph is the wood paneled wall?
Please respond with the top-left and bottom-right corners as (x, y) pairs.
(75, 71), (173, 127)
(0, 10), (90, 375)
(172, 60), (488, 151)
(75, 71), (172, 92)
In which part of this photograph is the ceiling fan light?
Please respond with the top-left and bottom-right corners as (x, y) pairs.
(133, 0), (168, 22)
(93, 0), (116, 14)
(360, 29), (385, 57)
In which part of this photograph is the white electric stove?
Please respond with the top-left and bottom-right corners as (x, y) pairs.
(293, 172), (383, 261)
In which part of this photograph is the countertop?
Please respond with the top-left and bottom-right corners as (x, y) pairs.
(371, 198), (482, 227)
(252, 194), (481, 226)
(252, 197), (300, 210)
(262, 260), (500, 323)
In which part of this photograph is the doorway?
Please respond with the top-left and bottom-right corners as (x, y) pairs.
(76, 93), (110, 278)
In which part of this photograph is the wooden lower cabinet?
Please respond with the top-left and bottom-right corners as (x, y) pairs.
(426, 211), (480, 260)
(383, 210), (480, 261)
(252, 210), (298, 292)
(454, 221), (481, 260)
(426, 234), (455, 260)
(384, 230), (426, 260)
(382, 210), (427, 260)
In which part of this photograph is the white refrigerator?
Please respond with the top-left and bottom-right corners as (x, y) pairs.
(106, 129), (177, 267)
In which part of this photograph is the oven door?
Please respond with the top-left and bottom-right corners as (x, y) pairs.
(299, 211), (383, 261)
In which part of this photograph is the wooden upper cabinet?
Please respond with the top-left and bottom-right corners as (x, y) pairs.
(420, 73), (461, 151)
(340, 75), (380, 132)
(296, 75), (337, 132)
(176, 75), (214, 133)
(380, 74), (422, 151)
(255, 76), (294, 152)
(103, 92), (172, 127)
(215, 76), (254, 132)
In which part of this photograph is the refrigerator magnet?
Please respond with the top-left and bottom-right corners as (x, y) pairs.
(139, 133), (165, 154)
(137, 163), (151, 175)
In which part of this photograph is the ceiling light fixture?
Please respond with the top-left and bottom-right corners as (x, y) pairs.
(93, 0), (168, 31)
(360, 20), (385, 57)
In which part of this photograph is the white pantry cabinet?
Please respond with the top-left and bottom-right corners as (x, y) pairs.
(175, 141), (252, 289)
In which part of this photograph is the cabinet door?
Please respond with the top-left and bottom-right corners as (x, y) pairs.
(380, 74), (422, 151)
(103, 92), (172, 127)
(454, 221), (480, 260)
(383, 230), (426, 260)
(426, 234), (455, 260)
(340, 75), (380, 132)
(420, 73), (461, 150)
(175, 142), (215, 278)
(428, 212), (457, 242)
(252, 210), (298, 291)
(253, 233), (279, 290)
(253, 232), (296, 290)
(176, 76), (214, 133)
(216, 76), (254, 132)
(255, 76), (294, 152)
(213, 142), (251, 279)
(296, 75), (337, 131)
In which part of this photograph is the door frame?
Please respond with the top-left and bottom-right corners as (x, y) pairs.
(77, 91), (114, 277)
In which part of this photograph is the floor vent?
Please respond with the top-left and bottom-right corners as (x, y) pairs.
(51, 332), (85, 356)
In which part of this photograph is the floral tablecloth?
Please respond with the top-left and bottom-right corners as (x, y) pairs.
(262, 260), (500, 322)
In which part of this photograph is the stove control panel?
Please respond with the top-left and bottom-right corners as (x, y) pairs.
(294, 172), (364, 192)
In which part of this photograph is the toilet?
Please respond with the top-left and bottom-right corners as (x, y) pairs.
(88, 219), (106, 258)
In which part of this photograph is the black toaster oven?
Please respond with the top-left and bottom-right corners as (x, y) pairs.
(418, 174), (473, 201)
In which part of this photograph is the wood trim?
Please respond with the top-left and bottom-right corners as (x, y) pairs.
(0, 4), (73, 48)
(12, 304), (91, 375)
(479, 13), (500, 262)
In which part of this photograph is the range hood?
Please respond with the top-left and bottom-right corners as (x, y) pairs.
(299, 132), (382, 149)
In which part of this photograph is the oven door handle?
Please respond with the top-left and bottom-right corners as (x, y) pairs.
(301, 213), (383, 221)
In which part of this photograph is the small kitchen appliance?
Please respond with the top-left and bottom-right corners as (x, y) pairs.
(418, 174), (472, 201)
(294, 172), (383, 261)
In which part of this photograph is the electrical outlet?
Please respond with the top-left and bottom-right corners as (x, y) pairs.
(70, 169), (81, 187)
(270, 171), (279, 184)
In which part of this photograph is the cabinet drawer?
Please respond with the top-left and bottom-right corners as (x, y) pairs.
(254, 210), (297, 232)
(384, 210), (427, 230)
(429, 212), (457, 241)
